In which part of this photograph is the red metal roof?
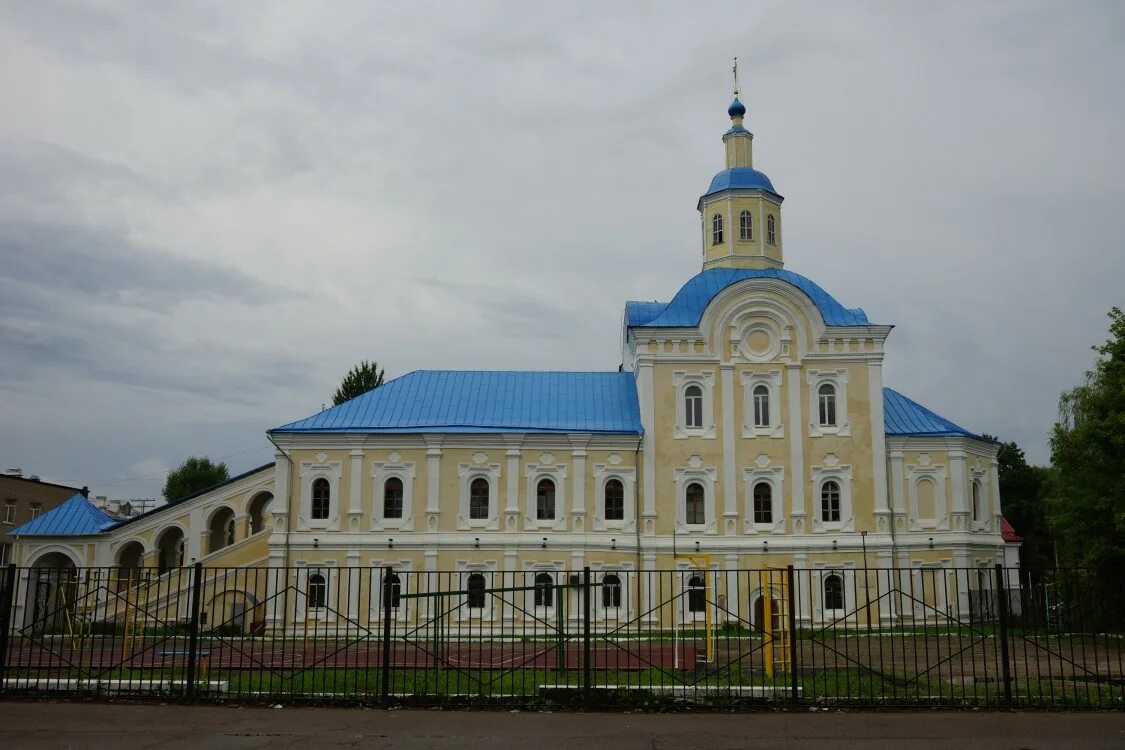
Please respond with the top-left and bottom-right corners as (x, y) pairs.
(1001, 516), (1023, 543)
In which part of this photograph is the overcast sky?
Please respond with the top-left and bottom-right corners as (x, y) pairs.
(1, 1), (1123, 501)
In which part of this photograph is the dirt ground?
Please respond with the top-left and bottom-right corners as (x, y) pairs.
(0, 702), (1123, 749)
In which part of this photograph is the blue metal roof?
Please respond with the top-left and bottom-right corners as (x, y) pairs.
(727, 97), (746, 118)
(9, 493), (119, 536)
(626, 268), (871, 329)
(883, 388), (987, 439)
(703, 167), (781, 199)
(273, 370), (644, 434)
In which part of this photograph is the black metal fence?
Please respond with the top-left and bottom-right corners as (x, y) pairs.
(0, 563), (1121, 708)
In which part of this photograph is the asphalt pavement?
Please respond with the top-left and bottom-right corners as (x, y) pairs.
(0, 702), (1122, 749)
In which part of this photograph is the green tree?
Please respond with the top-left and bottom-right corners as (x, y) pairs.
(1047, 307), (1125, 594)
(332, 360), (386, 406)
(983, 434), (1052, 577)
(162, 456), (230, 503)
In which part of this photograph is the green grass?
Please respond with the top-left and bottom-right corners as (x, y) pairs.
(6, 664), (1122, 709)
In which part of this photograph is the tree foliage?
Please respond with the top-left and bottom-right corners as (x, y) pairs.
(983, 433), (1052, 577)
(162, 456), (230, 503)
(332, 360), (386, 406)
(1047, 307), (1125, 588)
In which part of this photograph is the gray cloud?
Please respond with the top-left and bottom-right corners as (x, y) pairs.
(1, 1), (1123, 499)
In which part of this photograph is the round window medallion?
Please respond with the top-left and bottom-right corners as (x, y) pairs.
(739, 323), (779, 361)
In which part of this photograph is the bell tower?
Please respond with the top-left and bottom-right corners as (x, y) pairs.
(698, 64), (784, 271)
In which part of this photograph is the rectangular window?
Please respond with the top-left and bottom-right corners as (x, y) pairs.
(29, 504), (41, 520)
(2, 503), (15, 524)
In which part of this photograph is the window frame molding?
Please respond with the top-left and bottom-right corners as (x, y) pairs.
(806, 369), (851, 437)
(3, 502), (17, 525)
(970, 469), (990, 531)
(812, 563), (856, 622)
(591, 465), (636, 532)
(673, 465), (719, 534)
(711, 211), (724, 245)
(675, 562), (719, 625)
(738, 209), (753, 241)
(741, 369), (784, 438)
(766, 212), (777, 245)
(369, 560), (413, 622)
(906, 462), (949, 531)
(810, 463), (855, 533)
(522, 562), (565, 616)
(587, 560), (635, 621)
(455, 560), (498, 621)
(298, 460), (343, 531)
(457, 463), (502, 531)
(742, 466), (785, 534)
(673, 370), (717, 439)
(523, 463), (568, 531)
(371, 460), (416, 531)
(295, 562), (337, 622)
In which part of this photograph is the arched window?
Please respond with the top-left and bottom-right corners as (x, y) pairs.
(469, 478), (489, 520)
(821, 481), (841, 522)
(208, 507), (235, 553)
(972, 481), (982, 522)
(383, 477), (404, 519)
(818, 383), (837, 426)
(685, 482), (705, 525)
(684, 384), (703, 429)
(536, 478), (556, 521)
(604, 478), (625, 521)
(712, 212), (724, 245)
(248, 492), (272, 535)
(534, 572), (554, 607)
(753, 482), (772, 524)
(307, 573), (327, 609)
(156, 528), (185, 574)
(823, 574), (844, 610)
(687, 575), (706, 613)
(739, 209), (753, 240)
(753, 384), (770, 427)
(767, 213), (776, 244)
(383, 572), (401, 609)
(466, 572), (486, 609)
(311, 478), (331, 520)
(602, 574), (622, 609)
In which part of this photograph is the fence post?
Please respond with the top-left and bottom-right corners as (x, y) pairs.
(0, 564), (17, 697)
(185, 562), (203, 700)
(787, 565), (799, 705)
(582, 566), (591, 708)
(994, 563), (1013, 707)
(381, 566), (393, 705)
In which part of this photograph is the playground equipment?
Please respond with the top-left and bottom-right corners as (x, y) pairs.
(759, 566), (791, 678)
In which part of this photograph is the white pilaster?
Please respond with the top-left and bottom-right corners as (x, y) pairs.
(346, 551), (360, 621)
(642, 552), (657, 623)
(570, 436), (588, 525)
(786, 364), (806, 529)
(867, 362), (890, 530)
(424, 435), (442, 529)
(424, 549), (439, 621)
(724, 554), (739, 623)
(503, 549), (518, 623)
(348, 447), (364, 529)
(273, 452), (291, 525)
(950, 449), (968, 531)
(638, 363), (657, 532)
(720, 364), (737, 532)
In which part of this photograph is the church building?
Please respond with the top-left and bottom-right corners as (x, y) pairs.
(8, 92), (1018, 631)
